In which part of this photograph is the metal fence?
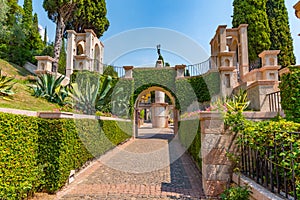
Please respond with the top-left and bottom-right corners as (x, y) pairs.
(267, 91), (281, 112)
(241, 132), (299, 199)
(185, 58), (211, 77)
(103, 65), (125, 78)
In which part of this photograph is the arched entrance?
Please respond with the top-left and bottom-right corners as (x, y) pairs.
(133, 86), (179, 138)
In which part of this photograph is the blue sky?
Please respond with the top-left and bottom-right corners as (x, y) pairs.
(19, 0), (300, 66)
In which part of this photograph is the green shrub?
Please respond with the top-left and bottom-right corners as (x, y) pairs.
(220, 185), (251, 200)
(0, 113), (40, 200)
(178, 119), (201, 169)
(0, 113), (132, 198)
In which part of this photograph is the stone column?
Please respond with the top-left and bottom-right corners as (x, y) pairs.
(123, 66), (134, 79)
(218, 52), (238, 97)
(200, 112), (233, 197)
(152, 59), (168, 128)
(175, 65), (186, 78)
(217, 25), (227, 52)
(66, 30), (76, 78)
(238, 24), (249, 81)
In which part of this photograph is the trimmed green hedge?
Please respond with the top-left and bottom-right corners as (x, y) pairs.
(0, 114), (40, 199)
(0, 113), (132, 199)
(178, 119), (202, 169)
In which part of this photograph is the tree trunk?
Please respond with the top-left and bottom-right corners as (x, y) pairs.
(53, 15), (65, 73)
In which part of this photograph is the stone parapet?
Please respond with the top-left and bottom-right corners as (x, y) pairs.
(200, 111), (234, 197)
(247, 80), (280, 112)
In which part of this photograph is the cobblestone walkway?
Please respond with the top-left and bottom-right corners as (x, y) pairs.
(55, 124), (205, 200)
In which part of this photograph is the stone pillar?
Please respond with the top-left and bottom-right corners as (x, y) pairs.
(200, 112), (233, 197)
(218, 52), (238, 97)
(152, 103), (168, 128)
(123, 66), (134, 79)
(175, 65), (186, 78)
(238, 24), (249, 81)
(35, 56), (55, 74)
(217, 25), (227, 52)
(152, 59), (168, 128)
(85, 29), (96, 59)
(156, 60), (163, 68)
(294, 1), (300, 20)
(66, 30), (76, 78)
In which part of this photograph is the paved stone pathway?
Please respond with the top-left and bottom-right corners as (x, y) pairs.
(55, 124), (205, 200)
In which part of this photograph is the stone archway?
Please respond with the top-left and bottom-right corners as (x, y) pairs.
(133, 86), (179, 138)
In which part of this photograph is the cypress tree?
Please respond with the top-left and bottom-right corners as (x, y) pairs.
(58, 38), (66, 75)
(232, 0), (271, 66)
(22, 0), (32, 26)
(266, 0), (296, 68)
(44, 26), (47, 46)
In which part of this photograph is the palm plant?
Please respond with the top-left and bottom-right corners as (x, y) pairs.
(0, 69), (15, 99)
(30, 73), (70, 106)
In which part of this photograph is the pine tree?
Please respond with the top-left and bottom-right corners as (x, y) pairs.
(65, 0), (109, 37)
(266, 0), (296, 68)
(232, 0), (271, 66)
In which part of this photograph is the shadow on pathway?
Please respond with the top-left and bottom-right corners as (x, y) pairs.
(55, 123), (205, 200)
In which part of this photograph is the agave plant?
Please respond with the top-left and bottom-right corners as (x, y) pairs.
(0, 69), (15, 99)
(71, 78), (99, 114)
(30, 73), (70, 105)
(71, 75), (114, 114)
(95, 75), (114, 112)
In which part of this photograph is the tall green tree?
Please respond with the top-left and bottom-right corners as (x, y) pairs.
(43, 0), (77, 72)
(22, 0), (32, 26)
(232, 0), (271, 65)
(266, 0), (296, 68)
(0, 0), (26, 65)
(66, 0), (109, 37)
(22, 0), (44, 64)
(44, 26), (47, 46)
(0, 0), (9, 38)
(58, 38), (66, 75)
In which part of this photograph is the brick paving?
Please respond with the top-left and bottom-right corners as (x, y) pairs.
(55, 124), (205, 200)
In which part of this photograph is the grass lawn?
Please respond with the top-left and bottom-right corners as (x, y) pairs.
(0, 59), (60, 111)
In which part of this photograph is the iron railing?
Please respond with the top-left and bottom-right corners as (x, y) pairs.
(241, 132), (299, 199)
(103, 64), (125, 78)
(185, 58), (211, 77)
(267, 91), (281, 112)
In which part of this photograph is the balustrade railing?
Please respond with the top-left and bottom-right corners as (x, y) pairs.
(267, 91), (281, 112)
(185, 58), (211, 77)
(241, 132), (299, 199)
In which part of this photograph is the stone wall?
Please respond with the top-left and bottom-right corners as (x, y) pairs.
(200, 111), (281, 197)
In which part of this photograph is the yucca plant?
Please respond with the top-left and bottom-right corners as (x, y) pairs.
(0, 69), (15, 99)
(30, 73), (70, 106)
(225, 90), (250, 113)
